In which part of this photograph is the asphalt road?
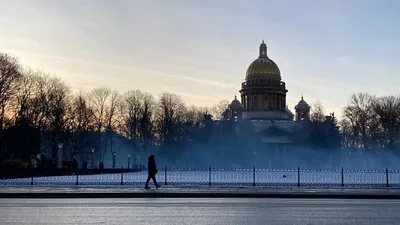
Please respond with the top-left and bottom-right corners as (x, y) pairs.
(0, 198), (399, 225)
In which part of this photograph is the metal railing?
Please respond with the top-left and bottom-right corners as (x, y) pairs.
(0, 167), (399, 187)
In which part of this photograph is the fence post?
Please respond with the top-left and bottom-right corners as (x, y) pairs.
(341, 167), (344, 187)
(297, 167), (300, 187)
(76, 172), (79, 186)
(253, 167), (256, 186)
(209, 166), (211, 186)
(164, 166), (168, 185)
(120, 166), (124, 185)
(31, 174), (34, 186)
(386, 168), (389, 188)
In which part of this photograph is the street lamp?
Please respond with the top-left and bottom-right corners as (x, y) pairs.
(128, 154), (131, 169)
(91, 148), (95, 169)
(112, 152), (116, 169)
(57, 142), (63, 169)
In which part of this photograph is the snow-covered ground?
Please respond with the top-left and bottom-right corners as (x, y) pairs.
(1, 169), (399, 187)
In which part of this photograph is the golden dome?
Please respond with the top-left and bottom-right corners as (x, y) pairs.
(245, 41), (281, 80)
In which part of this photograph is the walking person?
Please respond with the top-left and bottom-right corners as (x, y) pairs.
(145, 155), (161, 189)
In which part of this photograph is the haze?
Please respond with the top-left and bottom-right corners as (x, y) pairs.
(1, 0), (400, 116)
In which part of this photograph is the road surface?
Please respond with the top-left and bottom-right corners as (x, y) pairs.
(0, 198), (399, 224)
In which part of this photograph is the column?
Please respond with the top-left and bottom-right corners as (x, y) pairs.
(255, 94), (258, 110)
(270, 94), (274, 109)
(249, 95), (253, 111)
(242, 95), (245, 111)
(282, 95), (285, 109)
(276, 94), (279, 110)
(278, 95), (281, 109)
(244, 95), (249, 111)
(283, 96), (286, 109)
(270, 94), (274, 110)
(263, 94), (267, 110)
(256, 94), (259, 110)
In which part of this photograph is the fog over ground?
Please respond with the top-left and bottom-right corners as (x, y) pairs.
(105, 139), (400, 171)
(159, 146), (400, 171)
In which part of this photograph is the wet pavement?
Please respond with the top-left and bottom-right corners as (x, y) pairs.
(1, 198), (399, 225)
(1, 186), (400, 198)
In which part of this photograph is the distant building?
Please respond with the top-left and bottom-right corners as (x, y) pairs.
(219, 41), (323, 151)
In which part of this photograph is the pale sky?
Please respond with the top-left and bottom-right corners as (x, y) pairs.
(1, 0), (399, 117)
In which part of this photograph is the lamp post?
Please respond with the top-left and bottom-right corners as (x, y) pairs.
(57, 143), (63, 169)
(91, 148), (95, 169)
(133, 154), (137, 169)
(112, 152), (116, 169)
(128, 154), (131, 169)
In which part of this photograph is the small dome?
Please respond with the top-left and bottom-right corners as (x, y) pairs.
(245, 41), (281, 81)
(229, 95), (243, 110)
(295, 96), (310, 110)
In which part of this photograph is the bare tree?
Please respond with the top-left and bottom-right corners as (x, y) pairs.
(88, 87), (125, 160)
(373, 96), (400, 149)
(342, 93), (376, 149)
(72, 92), (95, 133)
(139, 92), (155, 151)
(31, 72), (52, 129)
(121, 90), (141, 135)
(70, 91), (96, 161)
(16, 70), (66, 130)
(121, 90), (143, 152)
(104, 90), (122, 157)
(121, 90), (156, 153)
(310, 101), (325, 122)
(89, 87), (111, 132)
(156, 92), (186, 146)
(46, 77), (72, 158)
(184, 106), (208, 126)
(8, 68), (68, 130)
(0, 53), (22, 130)
(8, 67), (38, 126)
(47, 77), (72, 130)
(339, 118), (355, 148)
(211, 100), (230, 120)
(105, 90), (122, 131)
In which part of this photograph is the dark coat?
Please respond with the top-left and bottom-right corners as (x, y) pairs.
(148, 156), (157, 176)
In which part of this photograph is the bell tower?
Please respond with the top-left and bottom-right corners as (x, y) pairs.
(294, 96), (310, 121)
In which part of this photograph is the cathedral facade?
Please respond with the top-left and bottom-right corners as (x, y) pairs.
(221, 41), (313, 149)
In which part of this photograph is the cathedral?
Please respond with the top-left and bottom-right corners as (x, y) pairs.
(220, 41), (314, 150)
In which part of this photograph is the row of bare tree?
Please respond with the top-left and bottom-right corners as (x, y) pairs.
(0, 53), (228, 160)
(341, 93), (400, 150)
(1, 52), (400, 162)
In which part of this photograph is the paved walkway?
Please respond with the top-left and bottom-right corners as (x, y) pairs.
(1, 186), (400, 199)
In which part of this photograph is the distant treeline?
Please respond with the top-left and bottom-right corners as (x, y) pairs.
(1, 52), (400, 167)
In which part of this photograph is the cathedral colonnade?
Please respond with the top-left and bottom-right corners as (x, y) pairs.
(241, 93), (286, 111)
